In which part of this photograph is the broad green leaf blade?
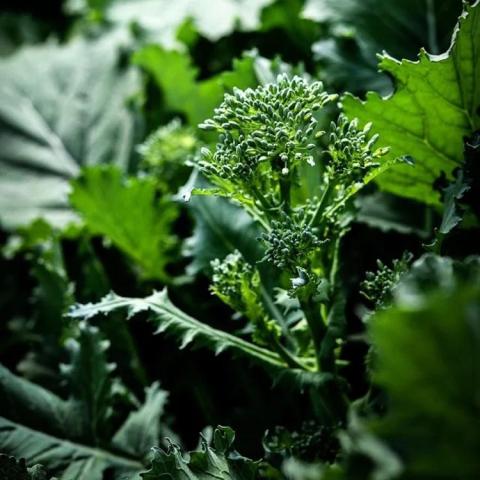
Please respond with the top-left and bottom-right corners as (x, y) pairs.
(283, 458), (343, 480)
(141, 426), (258, 480)
(68, 290), (332, 390)
(0, 35), (142, 228)
(185, 194), (263, 276)
(113, 382), (168, 458)
(4, 219), (74, 342)
(133, 46), (231, 125)
(133, 48), (287, 126)
(343, 1), (480, 204)
(68, 289), (286, 370)
(370, 274), (480, 478)
(70, 166), (178, 281)
(0, 364), (78, 440)
(355, 192), (431, 237)
(394, 253), (480, 306)
(0, 417), (143, 480)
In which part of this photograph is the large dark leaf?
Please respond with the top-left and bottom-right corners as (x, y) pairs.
(0, 34), (142, 228)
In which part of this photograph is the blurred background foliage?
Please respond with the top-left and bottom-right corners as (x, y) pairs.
(0, 0), (476, 475)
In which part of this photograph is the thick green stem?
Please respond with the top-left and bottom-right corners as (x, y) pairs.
(306, 180), (333, 228)
(279, 175), (291, 214)
(299, 295), (327, 371)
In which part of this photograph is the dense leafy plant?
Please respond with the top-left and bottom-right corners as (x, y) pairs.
(1, 0), (479, 479)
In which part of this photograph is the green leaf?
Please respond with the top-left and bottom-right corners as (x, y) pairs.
(0, 35), (142, 228)
(70, 166), (178, 281)
(437, 169), (470, 235)
(4, 220), (74, 340)
(68, 289), (286, 370)
(134, 45), (223, 126)
(343, 1), (480, 204)
(133, 48), (290, 127)
(0, 356), (170, 478)
(0, 364), (78, 440)
(185, 193), (263, 276)
(0, 363), (144, 479)
(0, 417), (143, 480)
(113, 382), (168, 458)
(68, 290), (334, 391)
(140, 425), (258, 480)
(0, 13), (49, 57)
(370, 273), (480, 478)
(355, 192), (431, 237)
(283, 459), (343, 480)
(61, 322), (116, 444)
(133, 46), (270, 127)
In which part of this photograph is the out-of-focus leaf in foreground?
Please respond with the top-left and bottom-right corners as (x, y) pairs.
(369, 256), (480, 478)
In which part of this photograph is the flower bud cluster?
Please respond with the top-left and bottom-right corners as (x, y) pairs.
(138, 119), (198, 189)
(361, 252), (413, 308)
(139, 118), (197, 169)
(261, 213), (322, 270)
(210, 250), (256, 313)
(326, 115), (389, 181)
(210, 251), (281, 345)
(199, 75), (335, 184)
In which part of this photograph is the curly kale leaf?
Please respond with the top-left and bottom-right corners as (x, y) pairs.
(70, 166), (178, 281)
(141, 426), (258, 480)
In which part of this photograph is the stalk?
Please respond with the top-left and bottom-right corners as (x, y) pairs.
(298, 294), (327, 371)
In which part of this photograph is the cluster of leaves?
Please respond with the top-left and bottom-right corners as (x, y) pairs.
(1, 0), (479, 479)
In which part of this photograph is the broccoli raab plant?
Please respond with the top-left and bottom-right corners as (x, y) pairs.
(196, 75), (395, 377)
(71, 76), (397, 410)
(1, 1), (480, 480)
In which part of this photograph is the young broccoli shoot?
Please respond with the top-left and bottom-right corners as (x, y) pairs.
(325, 114), (389, 182)
(361, 252), (413, 309)
(210, 251), (281, 346)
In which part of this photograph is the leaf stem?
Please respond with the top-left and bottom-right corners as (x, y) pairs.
(280, 175), (291, 214)
(270, 337), (308, 370)
(259, 283), (297, 349)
